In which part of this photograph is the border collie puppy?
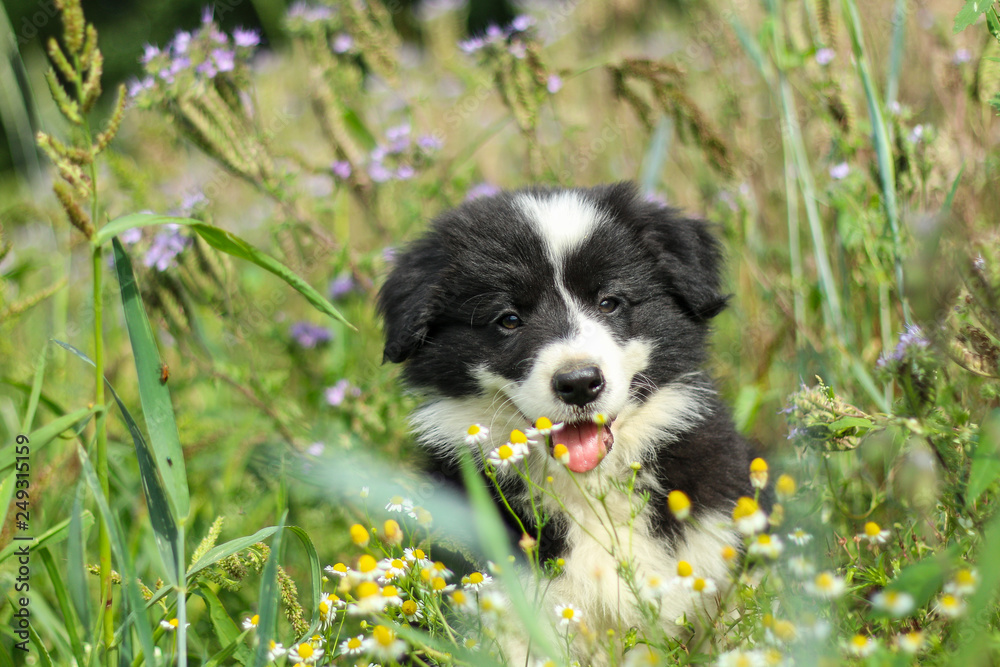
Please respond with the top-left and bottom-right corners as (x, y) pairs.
(378, 182), (758, 661)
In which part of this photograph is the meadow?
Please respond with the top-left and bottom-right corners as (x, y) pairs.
(1, 0), (999, 664)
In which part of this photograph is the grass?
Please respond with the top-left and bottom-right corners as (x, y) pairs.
(1, 0), (999, 665)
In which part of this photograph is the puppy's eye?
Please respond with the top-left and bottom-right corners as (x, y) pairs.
(498, 313), (522, 330)
(598, 297), (620, 314)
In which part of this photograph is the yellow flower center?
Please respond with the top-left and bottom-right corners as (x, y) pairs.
(467, 424), (481, 435)
(851, 635), (868, 649)
(733, 497), (759, 521)
(469, 572), (484, 584)
(693, 578), (706, 592)
(668, 490), (691, 513)
(677, 560), (693, 577)
(776, 474), (796, 496)
(391, 559), (405, 569)
(815, 573), (833, 590)
(955, 569), (975, 586)
(297, 642), (314, 659)
(413, 549), (426, 560)
(864, 521), (882, 537)
(497, 444), (514, 460)
(347, 637), (362, 649)
(373, 625), (394, 647)
(757, 534), (772, 545)
(356, 581), (379, 599)
(168, 618), (179, 627)
(384, 519), (401, 539)
(401, 600), (418, 615)
(358, 554), (378, 573)
(250, 614), (259, 626)
(350, 523), (369, 545)
(941, 594), (957, 607)
(390, 495), (404, 506)
(332, 562), (347, 574)
(432, 576), (447, 591)
(509, 429), (528, 445)
(420, 568), (431, 582)
(553, 443), (569, 460)
(481, 597), (495, 611)
(536, 417), (553, 431)
(465, 638), (477, 648)
(319, 601), (329, 615)
(452, 591), (468, 605)
(382, 585), (399, 598)
(750, 457), (768, 472)
(721, 545), (737, 561)
(561, 607), (575, 620)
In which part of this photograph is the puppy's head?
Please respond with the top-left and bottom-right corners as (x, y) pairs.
(378, 182), (727, 472)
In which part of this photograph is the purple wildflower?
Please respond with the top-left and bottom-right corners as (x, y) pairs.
(333, 33), (354, 53)
(287, 2), (334, 22)
(395, 164), (415, 180)
(196, 59), (217, 78)
(953, 48), (972, 64)
(908, 125), (924, 144)
(201, 6), (214, 24)
(180, 191), (207, 215)
(144, 225), (190, 272)
(510, 15), (534, 32)
(417, 134), (444, 151)
(508, 40), (527, 59)
(120, 227), (143, 246)
(306, 442), (326, 456)
(382, 246), (397, 263)
(815, 48), (835, 66)
(332, 160), (352, 179)
(329, 274), (355, 300)
(459, 36), (485, 54)
(325, 379), (360, 406)
(141, 44), (161, 64)
(368, 162), (393, 183)
(172, 31), (192, 54)
(233, 27), (261, 48)
(212, 49), (236, 73)
(289, 321), (333, 348)
(877, 325), (929, 368)
(386, 124), (411, 153)
(645, 191), (668, 207)
(829, 162), (850, 180)
(547, 74), (563, 94)
(465, 182), (501, 200)
(127, 76), (154, 99)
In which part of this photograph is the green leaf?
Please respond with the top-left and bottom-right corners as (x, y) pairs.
(955, 0), (989, 33)
(96, 214), (353, 329)
(188, 525), (280, 577)
(967, 410), (1000, 508)
(989, 92), (1000, 115)
(285, 526), (322, 633)
(0, 405), (98, 477)
(38, 547), (87, 665)
(196, 586), (253, 666)
(254, 512), (287, 667)
(112, 237), (190, 523)
(943, 163), (965, 213)
(77, 445), (159, 666)
(67, 482), (92, 643)
(21, 345), (48, 433)
(0, 511), (93, 563)
(828, 417), (874, 433)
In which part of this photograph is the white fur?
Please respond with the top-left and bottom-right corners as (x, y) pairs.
(516, 191), (606, 268)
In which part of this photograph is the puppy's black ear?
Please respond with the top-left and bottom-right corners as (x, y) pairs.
(637, 202), (729, 320)
(377, 237), (446, 363)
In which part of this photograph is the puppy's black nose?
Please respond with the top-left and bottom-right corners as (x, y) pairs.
(553, 365), (605, 406)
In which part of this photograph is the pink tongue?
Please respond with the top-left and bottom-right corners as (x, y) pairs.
(557, 422), (611, 473)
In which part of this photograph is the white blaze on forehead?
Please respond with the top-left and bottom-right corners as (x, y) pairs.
(516, 191), (606, 265)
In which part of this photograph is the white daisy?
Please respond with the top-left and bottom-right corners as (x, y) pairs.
(241, 614), (259, 631)
(870, 589), (915, 617)
(488, 442), (529, 468)
(462, 571), (493, 590)
(944, 568), (980, 596)
(554, 603), (582, 629)
(385, 495), (413, 514)
(786, 528), (813, 546)
(339, 634), (365, 656)
(934, 593), (966, 618)
(465, 424), (490, 446)
(786, 555), (815, 578)
(747, 534), (783, 559)
(288, 640), (324, 664)
(859, 521), (890, 544)
(400, 599), (424, 622)
(365, 625), (406, 661)
(895, 631), (925, 654)
(805, 571), (846, 599)
(843, 634), (876, 657)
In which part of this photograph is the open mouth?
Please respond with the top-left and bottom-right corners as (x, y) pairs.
(546, 418), (615, 473)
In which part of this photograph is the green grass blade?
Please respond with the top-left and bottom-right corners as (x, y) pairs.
(77, 445), (159, 666)
(457, 449), (558, 660)
(96, 214), (353, 329)
(842, 0), (910, 326)
(253, 511), (287, 667)
(112, 237), (190, 522)
(285, 526), (322, 634)
(187, 525), (280, 577)
(68, 482), (92, 643)
(967, 410), (1000, 508)
(886, 0), (907, 107)
(0, 511), (93, 562)
(39, 547), (87, 665)
(0, 405), (98, 476)
(195, 585), (254, 666)
(20, 345), (48, 433)
(638, 115), (672, 196)
(943, 163), (965, 213)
